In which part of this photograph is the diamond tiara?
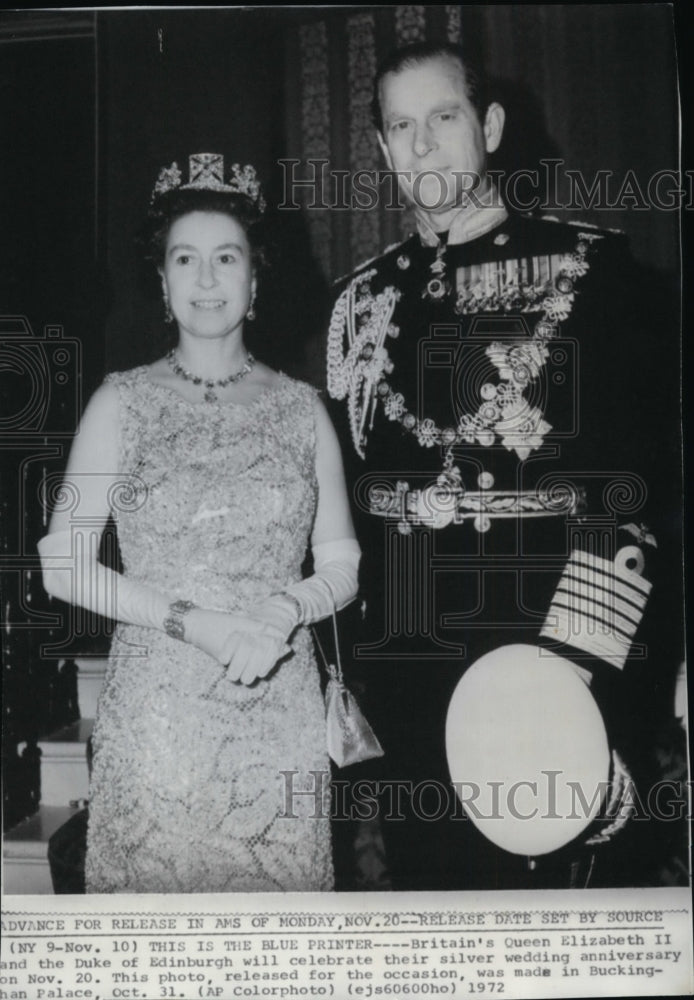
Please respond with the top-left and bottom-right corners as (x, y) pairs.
(151, 153), (266, 212)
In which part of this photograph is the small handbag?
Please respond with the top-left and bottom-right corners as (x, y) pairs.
(314, 605), (384, 768)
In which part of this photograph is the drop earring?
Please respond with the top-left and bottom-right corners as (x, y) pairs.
(163, 291), (173, 324)
(247, 299), (256, 321)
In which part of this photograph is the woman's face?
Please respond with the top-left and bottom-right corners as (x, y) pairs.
(160, 211), (256, 342)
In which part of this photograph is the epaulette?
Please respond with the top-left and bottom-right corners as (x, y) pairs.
(564, 217), (626, 237)
(332, 237), (414, 289)
(491, 212), (628, 261)
(532, 212), (626, 238)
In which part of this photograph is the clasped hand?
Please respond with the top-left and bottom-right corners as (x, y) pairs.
(184, 600), (298, 686)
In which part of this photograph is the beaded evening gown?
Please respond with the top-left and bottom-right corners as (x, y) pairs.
(85, 367), (333, 893)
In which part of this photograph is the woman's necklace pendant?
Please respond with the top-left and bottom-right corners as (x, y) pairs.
(167, 349), (256, 403)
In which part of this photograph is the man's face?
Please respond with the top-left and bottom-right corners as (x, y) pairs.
(377, 55), (503, 216)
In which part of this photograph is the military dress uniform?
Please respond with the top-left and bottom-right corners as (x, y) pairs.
(326, 201), (682, 891)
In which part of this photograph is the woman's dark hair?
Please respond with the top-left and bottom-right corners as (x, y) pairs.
(139, 187), (268, 275)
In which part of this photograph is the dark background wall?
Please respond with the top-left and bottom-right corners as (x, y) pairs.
(2, 14), (101, 828)
(1, 6), (685, 831)
(2, 14), (102, 387)
(460, 4), (681, 271)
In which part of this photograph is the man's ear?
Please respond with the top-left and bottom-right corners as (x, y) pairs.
(377, 132), (394, 170)
(483, 102), (505, 154)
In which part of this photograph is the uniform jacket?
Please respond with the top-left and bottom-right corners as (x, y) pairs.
(327, 209), (682, 763)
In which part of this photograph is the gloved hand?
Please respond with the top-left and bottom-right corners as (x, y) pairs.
(184, 607), (291, 684)
(244, 593), (302, 642)
(247, 537), (361, 634)
(237, 536), (360, 685)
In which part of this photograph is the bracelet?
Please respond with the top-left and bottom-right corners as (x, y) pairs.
(163, 599), (198, 641)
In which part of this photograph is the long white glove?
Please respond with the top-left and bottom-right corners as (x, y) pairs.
(37, 528), (290, 672)
(183, 538), (361, 685)
(37, 528), (172, 630)
(246, 536), (361, 640)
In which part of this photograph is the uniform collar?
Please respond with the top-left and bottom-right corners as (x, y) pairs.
(415, 187), (509, 248)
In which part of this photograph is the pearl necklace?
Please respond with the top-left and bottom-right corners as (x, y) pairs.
(167, 348), (256, 403)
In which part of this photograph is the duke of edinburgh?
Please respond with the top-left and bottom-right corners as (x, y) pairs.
(326, 41), (682, 891)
